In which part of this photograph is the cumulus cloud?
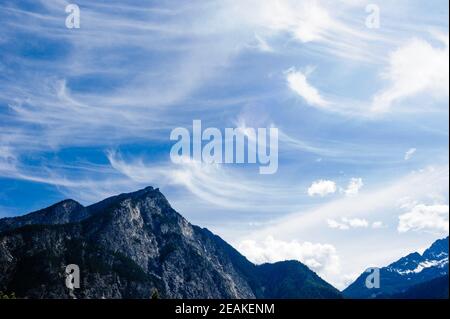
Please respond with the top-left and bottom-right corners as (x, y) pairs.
(286, 68), (330, 108)
(327, 217), (369, 230)
(308, 179), (337, 197)
(372, 34), (449, 113)
(404, 148), (417, 161)
(398, 204), (449, 234)
(344, 177), (363, 196)
(238, 236), (340, 279)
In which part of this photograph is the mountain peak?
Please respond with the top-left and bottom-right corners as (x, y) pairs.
(93, 186), (165, 203)
(0, 187), (172, 234)
(119, 185), (156, 196)
(54, 198), (84, 210)
(344, 236), (449, 298)
(423, 236), (449, 260)
(85, 186), (172, 219)
(0, 198), (87, 233)
(121, 186), (165, 201)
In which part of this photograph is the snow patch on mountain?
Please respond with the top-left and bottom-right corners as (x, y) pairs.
(394, 257), (448, 275)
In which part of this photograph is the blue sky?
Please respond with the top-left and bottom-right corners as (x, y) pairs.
(0, 0), (448, 289)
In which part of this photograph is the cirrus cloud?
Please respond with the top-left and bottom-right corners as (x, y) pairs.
(404, 148), (417, 161)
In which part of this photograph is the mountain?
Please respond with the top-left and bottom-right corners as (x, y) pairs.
(343, 236), (449, 299)
(390, 275), (448, 299)
(0, 186), (341, 299)
(0, 199), (88, 233)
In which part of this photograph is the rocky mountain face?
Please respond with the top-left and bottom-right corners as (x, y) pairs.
(0, 187), (341, 299)
(343, 236), (449, 298)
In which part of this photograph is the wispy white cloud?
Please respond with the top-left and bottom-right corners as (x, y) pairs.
(404, 148), (417, 161)
(241, 0), (387, 62)
(1, 0), (388, 170)
(107, 152), (302, 211)
(0, 1), (253, 158)
(1, 0), (447, 166)
(252, 34), (273, 53)
(0, 150), (139, 203)
(277, 130), (339, 157)
(286, 68), (330, 108)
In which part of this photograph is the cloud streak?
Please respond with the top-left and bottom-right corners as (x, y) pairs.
(286, 68), (330, 108)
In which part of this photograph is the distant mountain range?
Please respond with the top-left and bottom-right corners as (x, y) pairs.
(344, 236), (449, 299)
(0, 186), (341, 299)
